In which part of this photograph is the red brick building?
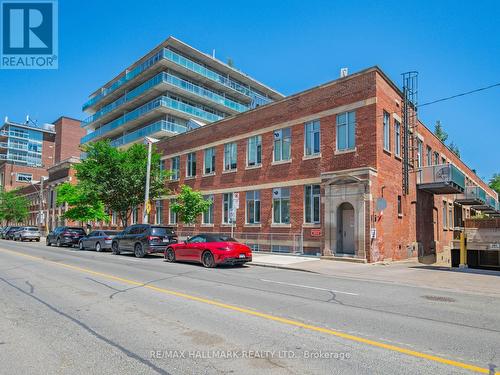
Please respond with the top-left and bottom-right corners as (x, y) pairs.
(140, 66), (497, 263)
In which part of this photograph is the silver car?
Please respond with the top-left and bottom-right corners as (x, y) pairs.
(78, 230), (120, 252)
(13, 227), (41, 242)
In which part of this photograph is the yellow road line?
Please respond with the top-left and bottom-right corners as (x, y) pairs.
(1, 247), (497, 374)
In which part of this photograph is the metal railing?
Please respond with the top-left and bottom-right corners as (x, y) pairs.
(417, 164), (465, 189)
(81, 95), (222, 144)
(461, 186), (487, 203)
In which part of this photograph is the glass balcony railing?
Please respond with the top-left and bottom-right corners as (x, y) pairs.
(82, 72), (247, 126)
(81, 95), (221, 144)
(460, 186), (487, 203)
(486, 196), (498, 210)
(82, 47), (273, 112)
(417, 164), (466, 190)
(0, 152), (42, 166)
(110, 120), (187, 147)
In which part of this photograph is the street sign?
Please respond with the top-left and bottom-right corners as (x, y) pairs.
(272, 188), (281, 199)
(229, 208), (236, 221)
(370, 228), (377, 239)
(233, 192), (240, 209)
(145, 201), (152, 214)
(311, 229), (321, 237)
(376, 198), (387, 212)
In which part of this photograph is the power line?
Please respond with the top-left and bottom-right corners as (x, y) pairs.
(418, 82), (500, 107)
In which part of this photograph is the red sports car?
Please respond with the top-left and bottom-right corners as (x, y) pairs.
(164, 233), (252, 268)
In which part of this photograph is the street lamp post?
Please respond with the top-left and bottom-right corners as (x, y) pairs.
(143, 136), (160, 224)
(31, 176), (47, 234)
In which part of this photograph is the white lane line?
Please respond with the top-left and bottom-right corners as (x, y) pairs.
(260, 279), (359, 296)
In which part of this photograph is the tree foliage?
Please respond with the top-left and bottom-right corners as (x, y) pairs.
(0, 189), (29, 225)
(490, 173), (500, 196)
(448, 142), (461, 158)
(75, 141), (168, 227)
(56, 182), (108, 223)
(170, 185), (212, 225)
(434, 120), (448, 143)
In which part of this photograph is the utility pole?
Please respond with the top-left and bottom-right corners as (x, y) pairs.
(143, 136), (159, 224)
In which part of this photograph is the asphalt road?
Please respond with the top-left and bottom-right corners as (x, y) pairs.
(0, 239), (499, 375)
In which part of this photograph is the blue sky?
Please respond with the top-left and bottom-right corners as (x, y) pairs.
(0, 0), (499, 180)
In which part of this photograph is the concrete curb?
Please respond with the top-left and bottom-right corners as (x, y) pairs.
(248, 262), (319, 274)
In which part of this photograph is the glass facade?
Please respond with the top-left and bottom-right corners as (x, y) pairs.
(0, 125), (45, 167)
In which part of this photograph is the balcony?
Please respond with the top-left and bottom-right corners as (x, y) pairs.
(417, 164), (465, 194)
(81, 95), (221, 144)
(455, 186), (487, 205)
(82, 72), (247, 128)
(82, 48), (272, 113)
(110, 119), (188, 148)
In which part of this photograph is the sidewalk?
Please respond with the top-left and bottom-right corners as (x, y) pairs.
(250, 253), (500, 296)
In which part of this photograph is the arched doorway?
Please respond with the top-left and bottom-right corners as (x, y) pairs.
(337, 202), (355, 255)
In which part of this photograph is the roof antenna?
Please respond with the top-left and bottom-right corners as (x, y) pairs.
(212, 49), (216, 59)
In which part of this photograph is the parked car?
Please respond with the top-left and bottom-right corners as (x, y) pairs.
(0, 226), (11, 239)
(165, 233), (252, 268)
(46, 226), (86, 247)
(111, 224), (177, 258)
(5, 226), (21, 240)
(79, 230), (120, 252)
(13, 227), (41, 242)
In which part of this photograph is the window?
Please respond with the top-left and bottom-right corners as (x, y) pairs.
(16, 173), (32, 183)
(171, 156), (180, 180)
(273, 128), (291, 161)
(394, 120), (401, 157)
(304, 120), (321, 156)
(273, 187), (290, 224)
(224, 142), (237, 171)
(246, 190), (261, 224)
(417, 139), (423, 168)
(434, 152), (440, 165)
(111, 211), (117, 225)
(247, 136), (262, 167)
(383, 111), (390, 151)
(336, 111), (356, 151)
(304, 185), (320, 223)
(442, 201), (447, 229)
(131, 207), (138, 224)
(426, 146), (432, 166)
(441, 156), (446, 165)
(186, 152), (196, 177)
(397, 195), (402, 216)
(449, 203), (454, 229)
(202, 195), (214, 224)
(204, 147), (215, 174)
(155, 200), (163, 224)
(169, 199), (177, 224)
(222, 193), (234, 224)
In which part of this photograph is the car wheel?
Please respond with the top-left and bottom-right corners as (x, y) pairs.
(111, 242), (120, 255)
(202, 251), (216, 268)
(95, 242), (102, 252)
(78, 241), (84, 250)
(56, 238), (62, 247)
(165, 247), (176, 262)
(46, 237), (51, 246)
(134, 243), (145, 258)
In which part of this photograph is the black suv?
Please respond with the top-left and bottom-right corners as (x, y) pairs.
(111, 224), (177, 258)
(4, 226), (21, 240)
(46, 226), (86, 247)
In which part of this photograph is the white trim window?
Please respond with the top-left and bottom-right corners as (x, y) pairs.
(222, 193), (234, 224)
(383, 111), (391, 151)
(304, 185), (320, 224)
(186, 152), (196, 177)
(336, 111), (356, 151)
(224, 142), (237, 171)
(171, 156), (180, 180)
(426, 146), (432, 166)
(247, 136), (262, 167)
(16, 173), (32, 183)
(204, 147), (216, 174)
(246, 190), (261, 224)
(169, 199), (177, 225)
(131, 207), (138, 224)
(155, 200), (163, 224)
(304, 120), (321, 156)
(273, 127), (291, 161)
(111, 211), (117, 225)
(394, 120), (401, 157)
(202, 195), (214, 224)
(273, 187), (290, 224)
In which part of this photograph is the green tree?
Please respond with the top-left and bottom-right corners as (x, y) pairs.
(448, 142), (461, 158)
(434, 120), (448, 143)
(0, 190), (29, 225)
(171, 185), (212, 225)
(56, 182), (108, 224)
(489, 173), (500, 196)
(75, 140), (168, 227)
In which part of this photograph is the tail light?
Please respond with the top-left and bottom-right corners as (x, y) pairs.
(148, 236), (160, 241)
(104, 237), (112, 241)
(62, 231), (71, 237)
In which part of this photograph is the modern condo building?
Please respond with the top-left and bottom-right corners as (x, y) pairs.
(80, 37), (283, 148)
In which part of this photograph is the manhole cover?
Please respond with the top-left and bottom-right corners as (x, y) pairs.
(421, 295), (456, 303)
